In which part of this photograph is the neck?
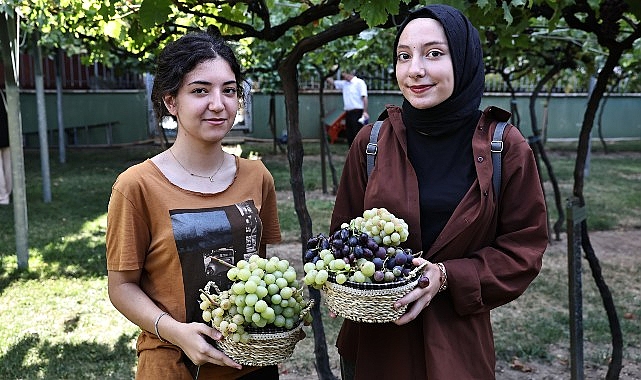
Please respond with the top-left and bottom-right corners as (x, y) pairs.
(169, 146), (227, 181)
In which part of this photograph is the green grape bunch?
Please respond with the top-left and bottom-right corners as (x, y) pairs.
(303, 207), (421, 289)
(199, 255), (313, 343)
(350, 207), (409, 246)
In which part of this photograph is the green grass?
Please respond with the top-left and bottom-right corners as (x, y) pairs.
(0, 140), (640, 378)
(540, 143), (641, 231)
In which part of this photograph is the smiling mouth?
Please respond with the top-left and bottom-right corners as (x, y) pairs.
(409, 84), (433, 92)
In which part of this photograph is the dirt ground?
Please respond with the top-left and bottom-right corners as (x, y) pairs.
(273, 228), (641, 380)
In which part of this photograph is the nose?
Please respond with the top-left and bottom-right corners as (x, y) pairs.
(209, 93), (224, 112)
(408, 56), (426, 79)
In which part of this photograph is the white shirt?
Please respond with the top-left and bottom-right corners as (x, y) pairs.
(334, 76), (368, 111)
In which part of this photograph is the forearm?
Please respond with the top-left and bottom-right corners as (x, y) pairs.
(108, 271), (168, 338)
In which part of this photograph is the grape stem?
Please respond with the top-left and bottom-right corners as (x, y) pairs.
(200, 281), (222, 305)
(198, 289), (219, 306)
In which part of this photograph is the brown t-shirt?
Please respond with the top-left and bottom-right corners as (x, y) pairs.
(106, 156), (281, 379)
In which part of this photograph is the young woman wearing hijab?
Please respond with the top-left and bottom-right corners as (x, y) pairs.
(106, 28), (281, 379)
(330, 4), (548, 379)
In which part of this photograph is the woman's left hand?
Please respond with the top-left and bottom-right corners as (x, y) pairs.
(393, 258), (440, 325)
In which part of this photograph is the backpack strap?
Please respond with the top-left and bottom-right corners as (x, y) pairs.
(491, 121), (509, 201)
(367, 119), (508, 201)
(366, 121), (383, 177)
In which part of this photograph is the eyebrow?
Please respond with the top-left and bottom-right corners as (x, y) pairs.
(187, 80), (237, 86)
(397, 40), (448, 50)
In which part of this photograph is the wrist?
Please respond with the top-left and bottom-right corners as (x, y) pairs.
(436, 263), (448, 292)
(154, 311), (170, 343)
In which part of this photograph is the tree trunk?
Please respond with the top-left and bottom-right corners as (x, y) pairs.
(596, 76), (620, 155)
(34, 35), (52, 203)
(277, 14), (368, 379)
(314, 64), (339, 195)
(55, 49), (66, 163)
(0, 13), (29, 269)
(528, 65), (565, 241)
(573, 49), (625, 380)
(278, 57), (337, 380)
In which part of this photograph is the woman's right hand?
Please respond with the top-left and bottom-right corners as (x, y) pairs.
(107, 271), (241, 368)
(171, 321), (242, 369)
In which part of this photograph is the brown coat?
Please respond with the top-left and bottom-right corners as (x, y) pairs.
(330, 105), (548, 379)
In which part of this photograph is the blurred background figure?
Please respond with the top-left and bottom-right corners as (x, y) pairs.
(327, 69), (368, 146)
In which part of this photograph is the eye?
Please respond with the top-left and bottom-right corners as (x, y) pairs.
(223, 87), (238, 96)
(192, 88), (208, 94)
(427, 50), (444, 59)
(396, 52), (410, 62)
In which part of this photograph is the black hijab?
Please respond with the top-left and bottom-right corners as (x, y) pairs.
(394, 4), (485, 135)
(395, 5), (485, 251)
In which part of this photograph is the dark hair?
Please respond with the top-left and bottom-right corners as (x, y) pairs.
(151, 26), (245, 121)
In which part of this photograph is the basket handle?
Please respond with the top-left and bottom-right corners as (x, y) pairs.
(409, 260), (429, 277)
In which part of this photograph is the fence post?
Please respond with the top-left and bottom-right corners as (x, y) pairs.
(567, 196), (586, 380)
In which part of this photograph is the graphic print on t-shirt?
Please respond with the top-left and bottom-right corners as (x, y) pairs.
(170, 200), (262, 324)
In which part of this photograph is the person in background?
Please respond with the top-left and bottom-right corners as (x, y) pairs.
(327, 69), (369, 146)
(0, 97), (11, 205)
(330, 4), (548, 379)
(106, 27), (281, 380)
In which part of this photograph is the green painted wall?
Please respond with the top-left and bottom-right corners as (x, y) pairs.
(250, 92), (641, 141)
(19, 90), (149, 147)
(18, 90), (641, 147)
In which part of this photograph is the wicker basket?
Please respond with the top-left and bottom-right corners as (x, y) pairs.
(216, 323), (306, 366)
(322, 262), (427, 323)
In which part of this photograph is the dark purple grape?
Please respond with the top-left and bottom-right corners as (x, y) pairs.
(372, 257), (384, 270)
(402, 268), (411, 277)
(362, 248), (373, 259)
(367, 238), (379, 252)
(348, 253), (356, 263)
(353, 245), (363, 258)
(304, 249), (316, 262)
(320, 238), (330, 250)
(375, 247), (387, 260)
(332, 239), (344, 249)
(394, 252), (407, 266)
(405, 254), (416, 267)
(385, 257), (397, 270)
(342, 245), (350, 257)
(306, 237), (318, 249)
(373, 271), (385, 282)
(339, 228), (350, 241)
(359, 232), (369, 245)
(348, 236), (359, 247)
(332, 230), (342, 240)
(312, 256), (319, 264)
(333, 248), (344, 259)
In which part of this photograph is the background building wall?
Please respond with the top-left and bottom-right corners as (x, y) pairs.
(16, 91), (641, 147)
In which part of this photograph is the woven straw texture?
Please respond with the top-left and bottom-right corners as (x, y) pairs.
(216, 323), (305, 366)
(323, 275), (420, 323)
(322, 261), (427, 323)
